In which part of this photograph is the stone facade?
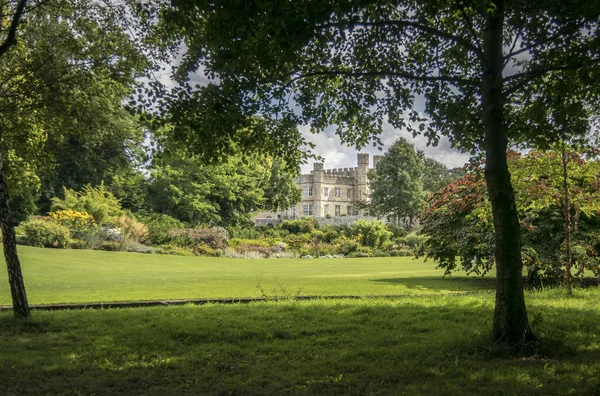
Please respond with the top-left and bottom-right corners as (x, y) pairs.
(255, 153), (383, 223)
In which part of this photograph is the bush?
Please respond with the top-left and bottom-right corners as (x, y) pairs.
(283, 233), (312, 250)
(112, 213), (149, 243)
(398, 232), (430, 254)
(141, 213), (186, 245)
(170, 227), (229, 250)
(350, 219), (392, 248)
(156, 244), (196, 256)
(281, 217), (319, 234)
(228, 238), (270, 249)
(50, 184), (122, 225)
(49, 209), (96, 239)
(332, 235), (359, 255)
(18, 219), (70, 248)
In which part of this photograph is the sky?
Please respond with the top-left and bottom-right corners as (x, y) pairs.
(299, 121), (471, 175)
(160, 47), (471, 174)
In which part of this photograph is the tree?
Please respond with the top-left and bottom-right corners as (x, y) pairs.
(146, 152), (299, 227)
(369, 138), (424, 227)
(0, 0), (163, 318)
(161, 0), (600, 345)
(0, 0), (33, 319)
(419, 155), (462, 195)
(421, 150), (600, 287)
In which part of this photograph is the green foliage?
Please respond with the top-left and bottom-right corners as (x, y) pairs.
(420, 156), (463, 195)
(49, 209), (96, 239)
(281, 217), (319, 234)
(228, 239), (271, 249)
(350, 219), (392, 249)
(17, 219), (70, 249)
(169, 227), (230, 250)
(50, 184), (122, 225)
(146, 153), (273, 227)
(421, 150), (600, 281)
(369, 138), (425, 226)
(141, 213), (186, 246)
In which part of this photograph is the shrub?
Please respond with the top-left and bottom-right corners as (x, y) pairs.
(101, 241), (120, 251)
(283, 233), (312, 250)
(141, 213), (186, 245)
(49, 209), (96, 239)
(332, 235), (359, 255)
(281, 217), (319, 234)
(170, 227), (229, 250)
(398, 232), (430, 254)
(230, 226), (263, 239)
(350, 219), (392, 248)
(228, 238), (270, 249)
(113, 213), (149, 243)
(50, 184), (122, 225)
(156, 244), (196, 256)
(18, 219), (70, 248)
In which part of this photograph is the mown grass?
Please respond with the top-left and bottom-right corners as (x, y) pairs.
(1, 289), (600, 395)
(0, 246), (493, 305)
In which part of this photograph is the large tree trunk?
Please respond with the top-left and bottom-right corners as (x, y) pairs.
(0, 150), (30, 319)
(481, 1), (535, 344)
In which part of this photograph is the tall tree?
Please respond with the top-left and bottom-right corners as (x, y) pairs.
(0, 0), (163, 318)
(369, 138), (424, 227)
(162, 0), (600, 345)
(0, 0), (37, 319)
(419, 155), (462, 195)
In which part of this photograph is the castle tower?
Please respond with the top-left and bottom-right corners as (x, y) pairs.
(373, 155), (384, 169)
(313, 162), (324, 217)
(356, 153), (369, 215)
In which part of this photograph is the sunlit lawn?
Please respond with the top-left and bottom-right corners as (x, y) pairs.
(0, 246), (494, 305)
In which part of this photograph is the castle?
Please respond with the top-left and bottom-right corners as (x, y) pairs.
(255, 153), (383, 224)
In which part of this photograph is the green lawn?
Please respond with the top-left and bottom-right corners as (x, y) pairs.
(2, 289), (600, 395)
(0, 246), (493, 305)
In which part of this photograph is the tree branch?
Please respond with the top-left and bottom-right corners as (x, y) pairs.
(318, 19), (481, 57)
(0, 0), (28, 58)
(285, 69), (478, 89)
(504, 58), (600, 96)
(504, 14), (600, 61)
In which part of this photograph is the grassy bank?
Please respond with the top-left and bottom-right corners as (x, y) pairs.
(0, 246), (492, 305)
(1, 289), (599, 395)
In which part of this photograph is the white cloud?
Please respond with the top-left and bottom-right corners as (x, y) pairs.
(300, 122), (471, 174)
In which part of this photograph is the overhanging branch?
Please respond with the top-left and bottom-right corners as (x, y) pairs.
(285, 69), (478, 88)
(318, 19), (482, 58)
(0, 0), (29, 58)
(504, 58), (600, 96)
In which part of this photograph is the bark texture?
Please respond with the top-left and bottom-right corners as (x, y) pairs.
(0, 151), (30, 319)
(481, 1), (535, 344)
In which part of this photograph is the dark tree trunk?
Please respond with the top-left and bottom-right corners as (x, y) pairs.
(0, 150), (30, 319)
(481, 1), (535, 344)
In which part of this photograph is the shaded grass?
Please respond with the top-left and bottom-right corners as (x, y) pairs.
(1, 289), (600, 395)
(0, 246), (493, 305)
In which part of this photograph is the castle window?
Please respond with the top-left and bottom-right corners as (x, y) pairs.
(347, 206), (352, 215)
(308, 186), (313, 196)
(291, 206), (296, 218)
(347, 189), (352, 198)
(335, 205), (341, 216)
(323, 187), (329, 197)
(302, 205), (313, 216)
(323, 204), (329, 216)
(334, 187), (341, 197)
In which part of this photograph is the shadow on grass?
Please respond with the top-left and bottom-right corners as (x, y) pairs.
(371, 276), (496, 292)
(1, 295), (600, 395)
